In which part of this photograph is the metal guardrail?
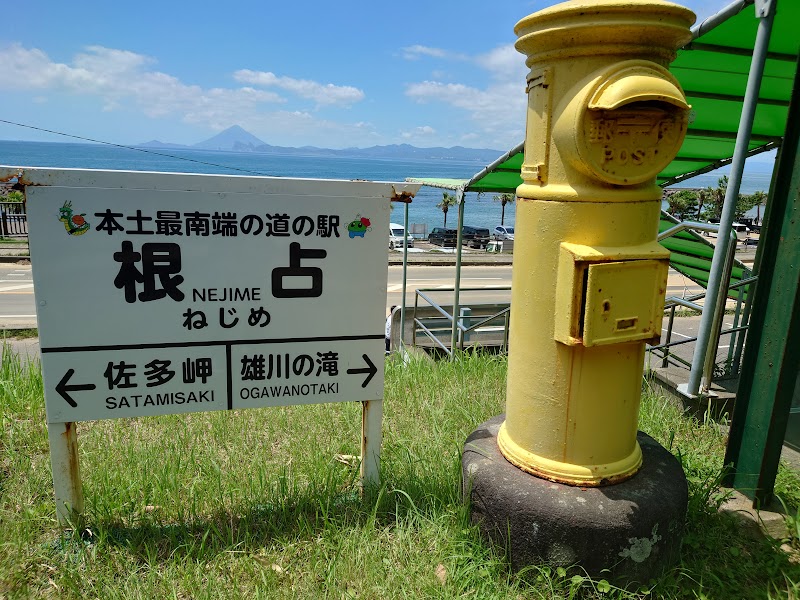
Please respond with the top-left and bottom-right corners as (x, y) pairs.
(412, 287), (511, 356)
(0, 202), (27, 237)
(406, 221), (757, 383)
(652, 218), (758, 387)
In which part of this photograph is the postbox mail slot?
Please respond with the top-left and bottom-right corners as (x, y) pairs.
(553, 241), (670, 347)
(582, 259), (668, 347)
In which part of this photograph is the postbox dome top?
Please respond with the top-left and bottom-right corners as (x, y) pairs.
(515, 0), (695, 64)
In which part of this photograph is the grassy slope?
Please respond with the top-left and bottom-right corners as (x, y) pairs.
(1, 350), (799, 599)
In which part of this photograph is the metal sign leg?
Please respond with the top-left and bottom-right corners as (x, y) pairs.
(47, 422), (84, 526)
(360, 399), (382, 494)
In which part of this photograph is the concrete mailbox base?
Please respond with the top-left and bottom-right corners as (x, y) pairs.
(462, 415), (687, 586)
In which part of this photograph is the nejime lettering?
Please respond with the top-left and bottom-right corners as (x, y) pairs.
(191, 287), (262, 302)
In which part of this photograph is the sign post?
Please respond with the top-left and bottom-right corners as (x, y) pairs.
(3, 166), (418, 524)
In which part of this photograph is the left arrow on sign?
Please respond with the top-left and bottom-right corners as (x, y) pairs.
(346, 354), (377, 388)
(56, 369), (97, 408)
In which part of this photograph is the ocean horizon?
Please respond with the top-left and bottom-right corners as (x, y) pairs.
(0, 140), (773, 232)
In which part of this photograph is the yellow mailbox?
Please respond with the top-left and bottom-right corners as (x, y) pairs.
(498, 0), (694, 486)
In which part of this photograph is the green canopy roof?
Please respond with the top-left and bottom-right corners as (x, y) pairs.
(408, 0), (799, 193)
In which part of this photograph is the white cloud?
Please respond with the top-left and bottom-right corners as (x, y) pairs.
(400, 125), (436, 139)
(233, 69), (364, 107)
(475, 45), (526, 80)
(0, 43), (285, 129)
(404, 44), (527, 148)
(400, 45), (469, 61)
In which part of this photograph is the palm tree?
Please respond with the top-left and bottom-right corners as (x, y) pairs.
(437, 192), (457, 228)
(751, 190), (767, 225)
(696, 187), (710, 221)
(493, 193), (515, 226)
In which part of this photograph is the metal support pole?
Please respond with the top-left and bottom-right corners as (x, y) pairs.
(726, 276), (746, 372)
(400, 200), (409, 350)
(723, 25), (800, 504)
(731, 141), (781, 374)
(662, 305), (676, 368)
(503, 310), (510, 354)
(449, 190), (466, 359)
(732, 276), (756, 375)
(412, 292), (419, 348)
(701, 233), (736, 391)
(691, 0), (749, 39)
(459, 307), (472, 350)
(686, 3), (775, 397)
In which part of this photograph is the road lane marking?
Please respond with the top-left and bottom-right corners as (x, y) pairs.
(0, 284), (34, 291)
(661, 329), (693, 339)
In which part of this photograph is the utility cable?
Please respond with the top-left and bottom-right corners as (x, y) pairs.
(0, 118), (273, 177)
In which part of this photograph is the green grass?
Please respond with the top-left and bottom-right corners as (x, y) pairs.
(1, 328), (38, 340)
(1, 349), (799, 598)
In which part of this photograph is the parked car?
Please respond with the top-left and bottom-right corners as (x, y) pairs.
(389, 222), (414, 250)
(461, 225), (491, 249)
(428, 227), (458, 247)
(493, 225), (515, 240)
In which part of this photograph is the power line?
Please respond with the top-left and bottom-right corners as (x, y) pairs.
(0, 119), (274, 177)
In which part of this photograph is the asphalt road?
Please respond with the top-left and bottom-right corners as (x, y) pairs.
(1, 262), (715, 366)
(386, 264), (705, 311)
(0, 263), (35, 328)
(0, 262), (707, 325)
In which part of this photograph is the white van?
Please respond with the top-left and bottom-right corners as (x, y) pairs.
(706, 222), (750, 240)
(389, 222), (414, 250)
(732, 222), (750, 241)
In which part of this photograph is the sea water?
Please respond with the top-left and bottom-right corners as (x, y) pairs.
(0, 140), (773, 234)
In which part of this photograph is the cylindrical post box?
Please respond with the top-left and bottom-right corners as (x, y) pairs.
(499, 0), (695, 485)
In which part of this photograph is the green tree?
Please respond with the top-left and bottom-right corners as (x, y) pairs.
(702, 176), (728, 221)
(437, 191), (457, 228)
(3, 190), (24, 203)
(735, 192), (763, 221)
(665, 190), (698, 221)
(493, 193), (515, 226)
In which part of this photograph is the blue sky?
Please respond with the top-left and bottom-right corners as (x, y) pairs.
(1, 0), (733, 150)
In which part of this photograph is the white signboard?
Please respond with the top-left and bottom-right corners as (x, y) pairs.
(17, 168), (418, 424)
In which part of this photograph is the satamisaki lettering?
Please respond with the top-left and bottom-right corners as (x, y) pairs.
(105, 390), (215, 409)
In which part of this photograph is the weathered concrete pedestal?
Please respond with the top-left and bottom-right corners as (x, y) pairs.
(462, 416), (688, 585)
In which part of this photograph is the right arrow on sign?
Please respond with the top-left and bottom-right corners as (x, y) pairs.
(56, 369), (97, 408)
(347, 354), (377, 388)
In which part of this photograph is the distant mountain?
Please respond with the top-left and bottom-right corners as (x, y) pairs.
(192, 125), (267, 152)
(138, 140), (189, 149)
(139, 125), (504, 162)
(247, 142), (503, 162)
